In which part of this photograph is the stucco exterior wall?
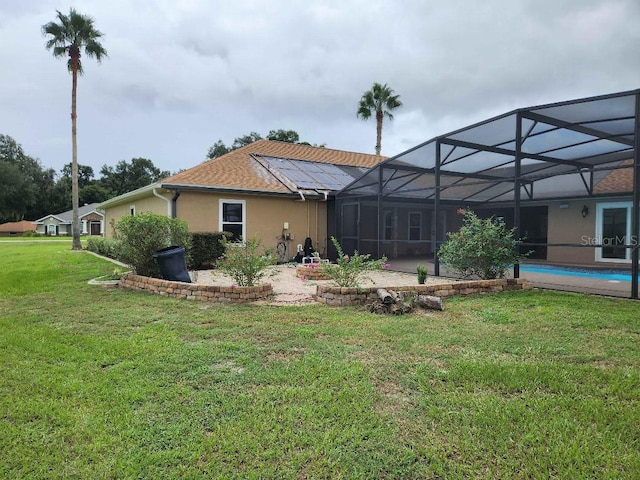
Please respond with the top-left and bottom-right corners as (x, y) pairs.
(546, 200), (597, 265)
(104, 196), (169, 238)
(175, 191), (329, 258)
(104, 190), (329, 258)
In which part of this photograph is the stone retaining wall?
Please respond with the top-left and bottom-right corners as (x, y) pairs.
(315, 278), (533, 306)
(119, 273), (272, 303)
(296, 265), (331, 281)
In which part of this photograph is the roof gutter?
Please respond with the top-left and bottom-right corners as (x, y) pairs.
(152, 187), (172, 217)
(316, 190), (329, 201)
(98, 183), (159, 209)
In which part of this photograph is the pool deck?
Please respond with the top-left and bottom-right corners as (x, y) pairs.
(387, 258), (637, 299)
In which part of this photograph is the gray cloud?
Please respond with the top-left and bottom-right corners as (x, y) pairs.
(1, 0), (639, 174)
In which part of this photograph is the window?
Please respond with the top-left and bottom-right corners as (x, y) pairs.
(383, 210), (394, 240)
(408, 212), (422, 241)
(595, 202), (633, 262)
(129, 205), (136, 216)
(219, 199), (245, 242)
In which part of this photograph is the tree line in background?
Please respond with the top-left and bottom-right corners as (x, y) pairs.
(0, 134), (169, 223)
(206, 129), (321, 159)
(0, 126), (318, 224)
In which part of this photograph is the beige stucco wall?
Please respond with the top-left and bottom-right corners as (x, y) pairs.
(104, 190), (329, 258)
(546, 200), (597, 265)
(103, 195), (169, 238)
(176, 191), (329, 257)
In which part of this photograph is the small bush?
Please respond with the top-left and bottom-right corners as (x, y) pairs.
(416, 264), (428, 284)
(437, 208), (526, 279)
(216, 236), (276, 286)
(113, 212), (191, 277)
(86, 237), (122, 260)
(320, 237), (388, 288)
(190, 232), (230, 269)
(22, 231), (42, 238)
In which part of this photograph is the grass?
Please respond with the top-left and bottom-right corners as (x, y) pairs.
(1, 240), (639, 478)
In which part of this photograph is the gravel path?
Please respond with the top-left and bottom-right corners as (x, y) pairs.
(193, 265), (452, 305)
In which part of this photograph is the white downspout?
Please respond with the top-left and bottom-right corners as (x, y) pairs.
(153, 188), (172, 217)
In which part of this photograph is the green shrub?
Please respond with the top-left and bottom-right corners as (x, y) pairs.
(22, 231), (42, 238)
(416, 264), (428, 284)
(437, 208), (526, 279)
(86, 236), (122, 260)
(320, 237), (388, 288)
(190, 232), (230, 269)
(216, 235), (276, 286)
(113, 212), (191, 277)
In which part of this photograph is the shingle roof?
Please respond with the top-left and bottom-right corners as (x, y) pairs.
(0, 220), (36, 233)
(593, 160), (633, 195)
(162, 140), (385, 193)
(36, 203), (104, 224)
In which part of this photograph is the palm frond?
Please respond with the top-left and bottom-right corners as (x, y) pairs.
(42, 8), (108, 72)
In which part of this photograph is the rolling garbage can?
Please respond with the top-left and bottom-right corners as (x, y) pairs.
(153, 246), (191, 283)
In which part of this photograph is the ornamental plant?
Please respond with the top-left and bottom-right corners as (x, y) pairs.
(416, 264), (428, 284)
(321, 236), (388, 288)
(437, 208), (526, 280)
(113, 212), (191, 277)
(217, 235), (276, 287)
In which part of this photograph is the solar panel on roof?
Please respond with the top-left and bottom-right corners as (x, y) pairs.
(260, 156), (366, 191)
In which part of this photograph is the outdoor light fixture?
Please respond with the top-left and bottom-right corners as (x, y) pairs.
(581, 205), (589, 218)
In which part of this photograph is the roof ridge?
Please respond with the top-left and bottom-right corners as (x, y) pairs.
(248, 139), (385, 159)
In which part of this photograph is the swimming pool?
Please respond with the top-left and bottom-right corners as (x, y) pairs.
(518, 264), (636, 282)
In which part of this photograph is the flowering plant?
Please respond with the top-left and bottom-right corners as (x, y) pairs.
(320, 236), (388, 287)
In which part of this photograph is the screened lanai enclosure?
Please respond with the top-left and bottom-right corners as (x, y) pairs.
(333, 89), (640, 298)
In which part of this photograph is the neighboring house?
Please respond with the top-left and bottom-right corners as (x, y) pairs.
(35, 203), (105, 236)
(0, 220), (37, 237)
(99, 140), (385, 259)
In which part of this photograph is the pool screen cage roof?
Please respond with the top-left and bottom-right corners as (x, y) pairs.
(336, 89), (640, 298)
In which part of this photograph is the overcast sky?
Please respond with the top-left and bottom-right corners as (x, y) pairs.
(1, 0), (639, 176)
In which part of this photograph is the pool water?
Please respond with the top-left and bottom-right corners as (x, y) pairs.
(518, 264), (636, 282)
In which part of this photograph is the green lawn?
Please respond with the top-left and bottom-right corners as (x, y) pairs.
(1, 241), (639, 479)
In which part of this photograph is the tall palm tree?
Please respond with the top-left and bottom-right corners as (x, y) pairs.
(357, 82), (403, 156)
(42, 9), (107, 250)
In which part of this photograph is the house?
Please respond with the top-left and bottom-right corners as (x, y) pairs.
(0, 220), (37, 237)
(35, 203), (105, 236)
(99, 140), (385, 260)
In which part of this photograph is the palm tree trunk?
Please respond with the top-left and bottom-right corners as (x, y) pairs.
(375, 110), (383, 156)
(71, 66), (81, 250)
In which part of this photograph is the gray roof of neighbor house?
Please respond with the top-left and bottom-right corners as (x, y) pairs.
(35, 203), (104, 224)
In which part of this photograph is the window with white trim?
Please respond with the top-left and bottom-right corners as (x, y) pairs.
(219, 199), (246, 242)
(408, 211), (422, 241)
(595, 201), (634, 262)
(129, 205), (136, 216)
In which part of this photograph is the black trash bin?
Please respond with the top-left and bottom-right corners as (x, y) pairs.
(153, 246), (191, 283)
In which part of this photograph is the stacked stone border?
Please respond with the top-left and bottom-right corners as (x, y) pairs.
(315, 278), (533, 306)
(119, 273), (272, 303)
(296, 265), (331, 281)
